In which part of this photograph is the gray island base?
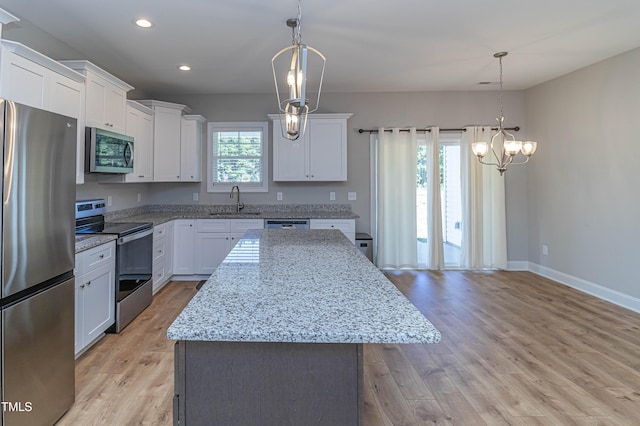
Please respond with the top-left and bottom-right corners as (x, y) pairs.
(168, 230), (441, 425)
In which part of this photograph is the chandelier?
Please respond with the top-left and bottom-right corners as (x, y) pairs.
(271, 0), (325, 141)
(472, 52), (537, 175)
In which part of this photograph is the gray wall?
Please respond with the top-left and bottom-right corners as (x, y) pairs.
(151, 91), (530, 262)
(2, 15), (531, 263)
(525, 47), (640, 298)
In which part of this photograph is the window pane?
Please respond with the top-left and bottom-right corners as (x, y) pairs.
(215, 158), (263, 183)
(216, 131), (262, 157)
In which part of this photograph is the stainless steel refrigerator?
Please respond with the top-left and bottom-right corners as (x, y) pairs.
(0, 99), (76, 425)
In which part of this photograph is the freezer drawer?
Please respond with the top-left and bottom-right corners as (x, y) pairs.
(2, 278), (75, 425)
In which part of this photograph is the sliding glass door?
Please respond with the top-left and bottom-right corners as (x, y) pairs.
(416, 133), (462, 268)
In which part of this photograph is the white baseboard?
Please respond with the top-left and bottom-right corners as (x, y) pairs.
(507, 261), (529, 271)
(527, 262), (640, 314)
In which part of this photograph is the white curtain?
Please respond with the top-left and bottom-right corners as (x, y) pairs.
(376, 128), (418, 268)
(425, 127), (444, 269)
(460, 126), (508, 269)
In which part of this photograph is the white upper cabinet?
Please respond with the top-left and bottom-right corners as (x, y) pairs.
(0, 40), (86, 183)
(180, 115), (206, 182)
(60, 60), (133, 135)
(269, 113), (352, 181)
(137, 100), (205, 183)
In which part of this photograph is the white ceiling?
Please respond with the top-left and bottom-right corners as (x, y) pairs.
(2, 0), (640, 96)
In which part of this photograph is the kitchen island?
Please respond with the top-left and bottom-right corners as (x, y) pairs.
(168, 229), (440, 426)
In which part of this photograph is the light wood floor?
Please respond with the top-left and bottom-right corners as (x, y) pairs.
(58, 271), (640, 425)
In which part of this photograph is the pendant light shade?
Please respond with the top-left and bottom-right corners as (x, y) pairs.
(272, 2), (325, 141)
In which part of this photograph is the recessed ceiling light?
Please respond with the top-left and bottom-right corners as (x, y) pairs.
(135, 18), (153, 28)
(178, 65), (191, 71)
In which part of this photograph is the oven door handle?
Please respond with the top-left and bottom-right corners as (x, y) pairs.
(118, 228), (153, 245)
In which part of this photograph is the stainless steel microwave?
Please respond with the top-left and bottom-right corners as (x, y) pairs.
(85, 127), (134, 173)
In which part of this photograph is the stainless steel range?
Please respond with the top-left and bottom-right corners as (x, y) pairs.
(75, 199), (153, 332)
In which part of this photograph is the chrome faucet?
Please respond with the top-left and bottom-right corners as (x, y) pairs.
(230, 185), (244, 213)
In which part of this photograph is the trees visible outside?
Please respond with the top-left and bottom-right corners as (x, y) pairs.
(214, 131), (263, 183)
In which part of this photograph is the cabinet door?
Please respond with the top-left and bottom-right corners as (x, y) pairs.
(173, 220), (195, 274)
(0, 50), (48, 109)
(48, 72), (83, 119)
(137, 111), (154, 181)
(124, 106), (153, 182)
(80, 263), (115, 346)
(180, 118), (201, 182)
(272, 130), (308, 181)
(104, 84), (126, 133)
(48, 72), (85, 184)
(153, 106), (183, 181)
(85, 74), (108, 128)
(308, 119), (347, 181)
(165, 221), (175, 277)
(194, 233), (230, 275)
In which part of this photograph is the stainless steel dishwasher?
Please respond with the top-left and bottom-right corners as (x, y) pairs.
(264, 219), (310, 230)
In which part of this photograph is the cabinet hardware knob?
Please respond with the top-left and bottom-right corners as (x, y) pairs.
(80, 284), (85, 288)
(87, 281), (91, 286)
(99, 254), (104, 258)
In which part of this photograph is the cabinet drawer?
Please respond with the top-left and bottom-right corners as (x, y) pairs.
(153, 257), (166, 286)
(79, 242), (115, 275)
(153, 238), (166, 262)
(230, 219), (264, 233)
(196, 219), (229, 233)
(153, 223), (166, 239)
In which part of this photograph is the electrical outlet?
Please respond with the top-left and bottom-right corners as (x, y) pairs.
(107, 196), (113, 206)
(542, 245), (549, 256)
(348, 192), (357, 201)
(330, 191), (336, 201)
(193, 192), (199, 202)
(277, 192), (283, 201)
(137, 193), (141, 203)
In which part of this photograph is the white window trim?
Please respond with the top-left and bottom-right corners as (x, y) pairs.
(207, 121), (269, 193)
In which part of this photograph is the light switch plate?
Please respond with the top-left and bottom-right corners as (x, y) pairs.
(193, 192), (199, 202)
(107, 195), (113, 206)
(277, 192), (283, 201)
(330, 192), (336, 201)
(348, 192), (357, 200)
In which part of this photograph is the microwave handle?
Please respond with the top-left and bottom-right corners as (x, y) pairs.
(124, 141), (134, 167)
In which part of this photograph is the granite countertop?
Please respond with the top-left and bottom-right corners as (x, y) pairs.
(75, 234), (117, 253)
(106, 203), (359, 226)
(167, 229), (441, 344)
(76, 204), (358, 253)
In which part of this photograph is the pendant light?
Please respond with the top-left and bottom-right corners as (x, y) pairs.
(271, 0), (325, 141)
(472, 52), (537, 175)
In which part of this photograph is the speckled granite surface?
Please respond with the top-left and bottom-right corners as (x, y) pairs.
(105, 203), (359, 225)
(167, 230), (441, 344)
(75, 234), (117, 253)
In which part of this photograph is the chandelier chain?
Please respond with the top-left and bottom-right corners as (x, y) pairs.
(291, 1), (302, 44)
(499, 55), (504, 120)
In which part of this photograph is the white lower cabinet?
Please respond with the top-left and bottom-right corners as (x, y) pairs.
(310, 219), (356, 244)
(194, 233), (230, 275)
(171, 219), (262, 276)
(173, 220), (196, 275)
(75, 241), (115, 357)
(152, 221), (175, 293)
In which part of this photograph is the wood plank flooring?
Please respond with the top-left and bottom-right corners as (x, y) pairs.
(57, 271), (640, 425)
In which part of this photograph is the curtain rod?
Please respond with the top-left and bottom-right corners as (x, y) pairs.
(358, 126), (520, 134)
